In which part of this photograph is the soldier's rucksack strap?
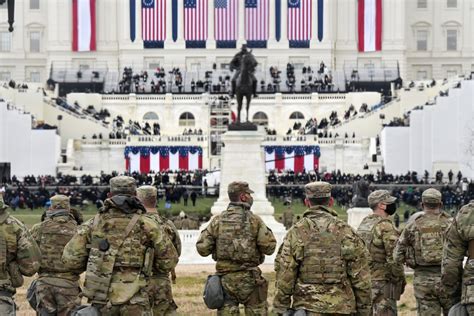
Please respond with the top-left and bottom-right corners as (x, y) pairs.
(468, 240), (474, 260)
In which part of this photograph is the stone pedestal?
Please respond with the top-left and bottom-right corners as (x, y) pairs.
(347, 207), (373, 230)
(210, 129), (284, 233)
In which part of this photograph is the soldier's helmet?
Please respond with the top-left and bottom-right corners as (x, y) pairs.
(50, 194), (70, 210)
(368, 190), (397, 209)
(304, 181), (332, 199)
(110, 176), (137, 195)
(137, 185), (157, 201)
(228, 181), (254, 196)
(422, 188), (442, 204)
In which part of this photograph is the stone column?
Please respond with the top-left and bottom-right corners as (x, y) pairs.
(237, 0), (246, 46)
(268, 0), (276, 48)
(207, 0), (216, 49)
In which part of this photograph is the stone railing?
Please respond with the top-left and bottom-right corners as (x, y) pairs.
(263, 135), (318, 143)
(80, 139), (127, 146)
(127, 134), (208, 145)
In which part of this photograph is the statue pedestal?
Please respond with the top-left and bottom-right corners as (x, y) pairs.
(210, 129), (285, 233)
(347, 207), (373, 230)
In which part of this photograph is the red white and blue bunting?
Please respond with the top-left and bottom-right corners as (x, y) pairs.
(124, 146), (203, 173)
(264, 146), (320, 172)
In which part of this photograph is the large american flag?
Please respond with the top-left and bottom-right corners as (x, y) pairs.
(215, 0), (238, 42)
(245, 0), (269, 41)
(141, 0), (166, 42)
(184, 0), (208, 41)
(288, 0), (312, 41)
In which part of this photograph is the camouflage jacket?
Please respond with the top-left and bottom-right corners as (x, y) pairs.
(441, 201), (474, 308)
(0, 210), (40, 293)
(357, 214), (404, 281)
(62, 196), (178, 302)
(145, 212), (181, 256)
(196, 202), (276, 273)
(274, 206), (372, 315)
(394, 211), (451, 270)
(30, 211), (81, 281)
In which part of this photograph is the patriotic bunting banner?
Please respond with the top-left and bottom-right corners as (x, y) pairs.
(358, 0), (382, 52)
(142, 0), (167, 48)
(72, 0), (96, 51)
(184, 0), (208, 48)
(125, 146), (203, 173)
(265, 146), (320, 172)
(287, 0), (312, 48)
(245, 0), (269, 48)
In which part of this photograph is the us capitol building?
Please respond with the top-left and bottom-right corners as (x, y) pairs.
(0, 0), (472, 83)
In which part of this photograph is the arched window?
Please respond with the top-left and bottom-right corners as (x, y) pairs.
(289, 111), (305, 120)
(252, 112), (268, 126)
(143, 112), (159, 120)
(179, 112), (195, 126)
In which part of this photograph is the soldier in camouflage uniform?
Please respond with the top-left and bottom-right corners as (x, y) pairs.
(441, 199), (474, 314)
(62, 176), (179, 316)
(30, 195), (82, 316)
(0, 194), (40, 315)
(394, 188), (452, 315)
(357, 190), (405, 316)
(196, 181), (276, 315)
(137, 185), (181, 316)
(282, 204), (293, 230)
(273, 181), (372, 315)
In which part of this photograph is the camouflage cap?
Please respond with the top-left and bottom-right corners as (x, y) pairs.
(0, 195), (8, 210)
(136, 185), (157, 201)
(422, 188), (442, 204)
(110, 176), (137, 195)
(368, 190), (397, 208)
(50, 194), (70, 210)
(228, 181), (254, 195)
(305, 181), (332, 198)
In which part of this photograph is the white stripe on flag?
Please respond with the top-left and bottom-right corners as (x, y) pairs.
(169, 151), (179, 171)
(364, 0), (376, 52)
(77, 0), (92, 51)
(284, 151), (294, 171)
(189, 152), (199, 171)
(150, 152), (160, 172)
(304, 154), (314, 171)
(130, 153), (141, 173)
(265, 151), (275, 172)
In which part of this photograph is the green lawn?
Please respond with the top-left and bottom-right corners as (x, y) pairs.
(8, 196), (420, 228)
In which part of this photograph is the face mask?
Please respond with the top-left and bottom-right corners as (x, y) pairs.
(385, 203), (397, 215)
(246, 195), (254, 208)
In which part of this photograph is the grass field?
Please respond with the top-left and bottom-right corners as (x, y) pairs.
(14, 267), (417, 316)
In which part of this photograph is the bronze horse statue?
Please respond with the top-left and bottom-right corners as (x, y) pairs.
(235, 52), (257, 123)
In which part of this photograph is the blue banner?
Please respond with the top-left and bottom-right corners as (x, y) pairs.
(317, 0), (323, 42)
(172, 0), (178, 42)
(275, 0), (281, 42)
(130, 0), (136, 42)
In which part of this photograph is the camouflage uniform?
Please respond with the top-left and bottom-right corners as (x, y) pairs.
(196, 181), (276, 315)
(282, 207), (293, 230)
(357, 190), (405, 316)
(62, 176), (179, 316)
(441, 200), (474, 314)
(0, 195), (40, 316)
(30, 195), (82, 316)
(274, 182), (372, 315)
(137, 185), (182, 316)
(394, 188), (452, 316)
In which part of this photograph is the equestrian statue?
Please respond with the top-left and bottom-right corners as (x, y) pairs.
(230, 44), (258, 123)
